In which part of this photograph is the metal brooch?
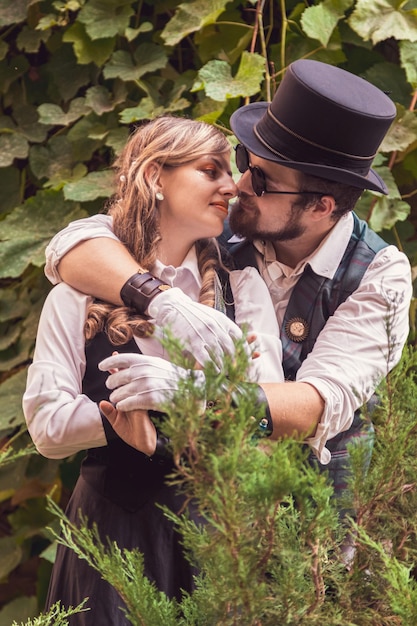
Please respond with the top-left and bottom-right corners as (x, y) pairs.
(285, 317), (309, 342)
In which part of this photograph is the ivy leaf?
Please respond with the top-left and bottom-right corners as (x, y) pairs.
(66, 117), (105, 162)
(0, 369), (33, 432)
(0, 285), (28, 323)
(125, 21), (153, 42)
(0, 190), (86, 278)
(85, 85), (117, 114)
(104, 44), (167, 81)
(301, 0), (354, 47)
(46, 45), (91, 101)
(0, 537), (22, 579)
(381, 107), (417, 153)
(0, 55), (28, 93)
(0, 132), (28, 166)
(369, 195), (411, 231)
(63, 170), (115, 202)
(356, 167), (411, 231)
(37, 98), (91, 126)
(0, 596), (38, 625)
(0, 325), (21, 352)
(348, 0), (417, 45)
(400, 40), (417, 88)
(105, 126), (130, 154)
(14, 103), (50, 143)
(29, 136), (84, 186)
(0, 0), (28, 26)
(195, 52), (265, 101)
(78, 0), (134, 40)
(63, 21), (115, 66)
(120, 97), (190, 124)
(132, 43), (168, 76)
(161, 0), (229, 46)
(193, 97), (227, 123)
(119, 97), (163, 123)
(17, 25), (49, 53)
(0, 167), (20, 215)
(0, 40), (7, 62)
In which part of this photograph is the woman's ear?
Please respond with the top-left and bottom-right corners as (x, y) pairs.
(143, 162), (161, 189)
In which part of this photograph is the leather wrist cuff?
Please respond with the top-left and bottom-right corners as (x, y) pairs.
(207, 383), (273, 437)
(230, 383), (273, 438)
(149, 431), (172, 463)
(120, 271), (171, 315)
(254, 385), (273, 437)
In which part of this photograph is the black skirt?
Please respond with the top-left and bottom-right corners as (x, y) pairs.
(46, 476), (200, 625)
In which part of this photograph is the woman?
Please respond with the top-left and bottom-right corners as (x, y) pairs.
(23, 116), (283, 625)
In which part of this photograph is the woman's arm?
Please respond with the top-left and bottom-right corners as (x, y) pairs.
(22, 284), (107, 458)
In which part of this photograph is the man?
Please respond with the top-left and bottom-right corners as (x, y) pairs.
(44, 59), (412, 483)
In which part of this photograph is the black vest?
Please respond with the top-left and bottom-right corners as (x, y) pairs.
(225, 213), (388, 380)
(80, 275), (236, 513)
(81, 334), (172, 512)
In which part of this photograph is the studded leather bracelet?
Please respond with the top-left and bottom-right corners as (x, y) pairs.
(254, 385), (273, 437)
(120, 271), (171, 315)
(237, 383), (272, 437)
(207, 383), (273, 437)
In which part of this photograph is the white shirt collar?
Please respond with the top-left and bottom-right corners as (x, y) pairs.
(252, 212), (354, 279)
(152, 245), (202, 297)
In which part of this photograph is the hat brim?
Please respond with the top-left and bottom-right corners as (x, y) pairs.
(230, 103), (388, 195)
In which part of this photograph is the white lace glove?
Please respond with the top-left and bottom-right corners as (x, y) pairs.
(99, 353), (206, 413)
(147, 287), (246, 368)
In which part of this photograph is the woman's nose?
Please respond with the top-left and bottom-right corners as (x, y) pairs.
(221, 174), (238, 197)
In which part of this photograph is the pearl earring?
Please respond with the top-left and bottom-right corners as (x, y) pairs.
(156, 191), (164, 201)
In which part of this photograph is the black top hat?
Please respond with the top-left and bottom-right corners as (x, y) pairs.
(230, 59), (396, 194)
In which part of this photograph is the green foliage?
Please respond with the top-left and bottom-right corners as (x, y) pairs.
(10, 600), (89, 626)
(1, 0), (417, 620)
(27, 342), (417, 625)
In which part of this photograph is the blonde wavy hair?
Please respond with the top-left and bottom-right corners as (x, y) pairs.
(85, 115), (232, 346)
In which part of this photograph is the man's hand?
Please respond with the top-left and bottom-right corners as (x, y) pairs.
(147, 287), (245, 368)
(99, 353), (206, 413)
(100, 400), (157, 456)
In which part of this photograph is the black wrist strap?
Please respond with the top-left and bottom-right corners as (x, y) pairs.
(120, 271), (171, 315)
(148, 411), (172, 463)
(254, 385), (273, 437)
(207, 383), (273, 437)
(229, 383), (273, 438)
(150, 431), (172, 461)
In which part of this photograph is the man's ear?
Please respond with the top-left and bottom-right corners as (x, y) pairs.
(309, 195), (335, 222)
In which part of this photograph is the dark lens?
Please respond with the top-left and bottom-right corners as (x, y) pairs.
(235, 144), (249, 173)
(251, 166), (266, 196)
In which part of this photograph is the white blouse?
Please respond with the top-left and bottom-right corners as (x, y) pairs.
(23, 249), (284, 459)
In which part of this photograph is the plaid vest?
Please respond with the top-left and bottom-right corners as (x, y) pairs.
(226, 212), (387, 378)
(224, 213), (388, 499)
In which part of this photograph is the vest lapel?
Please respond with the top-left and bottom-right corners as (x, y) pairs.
(281, 265), (327, 380)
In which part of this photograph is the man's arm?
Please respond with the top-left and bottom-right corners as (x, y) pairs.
(99, 353), (323, 449)
(45, 215), (246, 366)
(260, 381), (324, 440)
(59, 237), (139, 306)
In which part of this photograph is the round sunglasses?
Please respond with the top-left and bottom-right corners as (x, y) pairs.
(235, 144), (324, 198)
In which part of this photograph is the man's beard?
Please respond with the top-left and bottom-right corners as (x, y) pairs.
(229, 195), (306, 242)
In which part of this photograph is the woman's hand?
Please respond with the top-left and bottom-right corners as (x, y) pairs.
(99, 400), (157, 456)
